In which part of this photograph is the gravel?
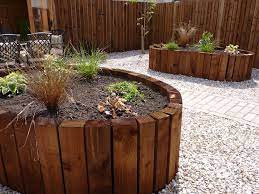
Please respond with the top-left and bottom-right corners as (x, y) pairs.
(102, 50), (259, 103)
(0, 185), (20, 194)
(159, 108), (258, 194)
(1, 50), (258, 193)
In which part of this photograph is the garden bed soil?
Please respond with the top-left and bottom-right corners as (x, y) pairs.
(0, 74), (168, 121)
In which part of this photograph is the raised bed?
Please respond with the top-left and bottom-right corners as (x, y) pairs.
(149, 45), (255, 81)
(0, 68), (182, 194)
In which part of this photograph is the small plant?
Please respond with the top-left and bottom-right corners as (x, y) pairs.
(175, 22), (197, 47)
(0, 72), (27, 96)
(107, 81), (144, 102)
(198, 32), (216, 53)
(164, 41), (180, 51)
(74, 46), (106, 79)
(27, 56), (72, 116)
(224, 44), (240, 55)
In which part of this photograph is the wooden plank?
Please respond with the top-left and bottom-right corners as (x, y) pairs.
(26, 0), (36, 32)
(240, 55), (250, 81)
(85, 120), (112, 194)
(150, 111), (170, 192)
(112, 118), (138, 194)
(0, 147), (7, 185)
(59, 120), (88, 194)
(190, 51), (198, 76)
(14, 120), (44, 194)
(35, 117), (65, 194)
(203, 53), (212, 79)
(217, 54), (229, 81)
(136, 116), (156, 194)
(161, 105), (182, 181)
(160, 49), (169, 72)
(0, 111), (24, 193)
(168, 50), (180, 74)
(232, 55), (242, 81)
(195, 53), (205, 78)
(225, 55), (236, 81)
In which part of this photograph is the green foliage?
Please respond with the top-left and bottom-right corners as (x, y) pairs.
(107, 81), (144, 102)
(165, 42), (180, 51)
(74, 45), (107, 79)
(198, 32), (216, 53)
(0, 72), (27, 96)
(224, 44), (240, 55)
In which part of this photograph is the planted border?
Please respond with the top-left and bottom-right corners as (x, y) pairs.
(149, 45), (255, 81)
(0, 68), (182, 194)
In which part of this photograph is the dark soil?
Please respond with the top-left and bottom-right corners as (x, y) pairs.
(0, 74), (168, 121)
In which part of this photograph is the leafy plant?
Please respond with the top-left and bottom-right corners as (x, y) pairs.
(74, 45), (106, 79)
(0, 72), (27, 96)
(175, 22), (197, 47)
(107, 81), (144, 102)
(224, 44), (240, 55)
(164, 41), (180, 51)
(27, 56), (72, 116)
(198, 32), (216, 53)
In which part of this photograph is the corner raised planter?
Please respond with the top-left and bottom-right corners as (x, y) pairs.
(0, 68), (182, 194)
(149, 45), (255, 81)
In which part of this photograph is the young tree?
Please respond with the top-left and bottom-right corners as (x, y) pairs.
(130, 0), (157, 53)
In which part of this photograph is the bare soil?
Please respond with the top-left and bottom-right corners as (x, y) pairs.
(0, 74), (168, 121)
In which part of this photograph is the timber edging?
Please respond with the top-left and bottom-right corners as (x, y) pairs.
(0, 68), (182, 194)
(149, 45), (255, 82)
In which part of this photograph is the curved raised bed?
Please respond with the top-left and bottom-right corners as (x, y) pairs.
(149, 45), (255, 81)
(0, 68), (182, 194)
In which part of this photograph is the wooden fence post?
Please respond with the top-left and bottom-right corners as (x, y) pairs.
(216, 0), (225, 43)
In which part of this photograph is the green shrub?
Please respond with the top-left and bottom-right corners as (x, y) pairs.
(0, 72), (27, 96)
(164, 42), (180, 51)
(107, 81), (144, 102)
(198, 31), (216, 53)
(74, 46), (106, 79)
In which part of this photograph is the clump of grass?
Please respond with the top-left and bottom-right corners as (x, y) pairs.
(27, 56), (72, 116)
(198, 31), (216, 53)
(74, 45), (107, 79)
(164, 41), (180, 51)
(175, 22), (197, 47)
(107, 81), (144, 102)
(0, 72), (27, 96)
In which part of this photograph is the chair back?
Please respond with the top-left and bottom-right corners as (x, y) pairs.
(0, 34), (20, 63)
(27, 32), (52, 58)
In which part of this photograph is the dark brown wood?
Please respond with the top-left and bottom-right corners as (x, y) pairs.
(85, 120), (113, 194)
(59, 120), (88, 194)
(112, 118), (138, 194)
(161, 105), (182, 180)
(136, 116), (156, 194)
(14, 119), (44, 194)
(35, 117), (65, 194)
(150, 111), (170, 192)
(0, 146), (7, 185)
(0, 110), (24, 193)
(149, 47), (254, 81)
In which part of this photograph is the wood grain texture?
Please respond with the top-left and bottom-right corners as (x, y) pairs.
(85, 120), (113, 194)
(0, 147), (7, 185)
(112, 118), (138, 194)
(59, 120), (88, 194)
(136, 116), (156, 194)
(35, 117), (65, 194)
(150, 111), (170, 192)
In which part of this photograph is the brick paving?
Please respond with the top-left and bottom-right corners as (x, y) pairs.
(181, 91), (259, 127)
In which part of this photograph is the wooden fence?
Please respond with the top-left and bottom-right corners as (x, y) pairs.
(53, 0), (258, 67)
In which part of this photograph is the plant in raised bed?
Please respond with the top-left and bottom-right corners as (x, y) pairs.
(0, 72), (27, 97)
(27, 56), (72, 116)
(198, 31), (216, 53)
(107, 81), (144, 102)
(74, 45), (107, 79)
(164, 41), (180, 51)
(224, 44), (240, 55)
(175, 22), (197, 47)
